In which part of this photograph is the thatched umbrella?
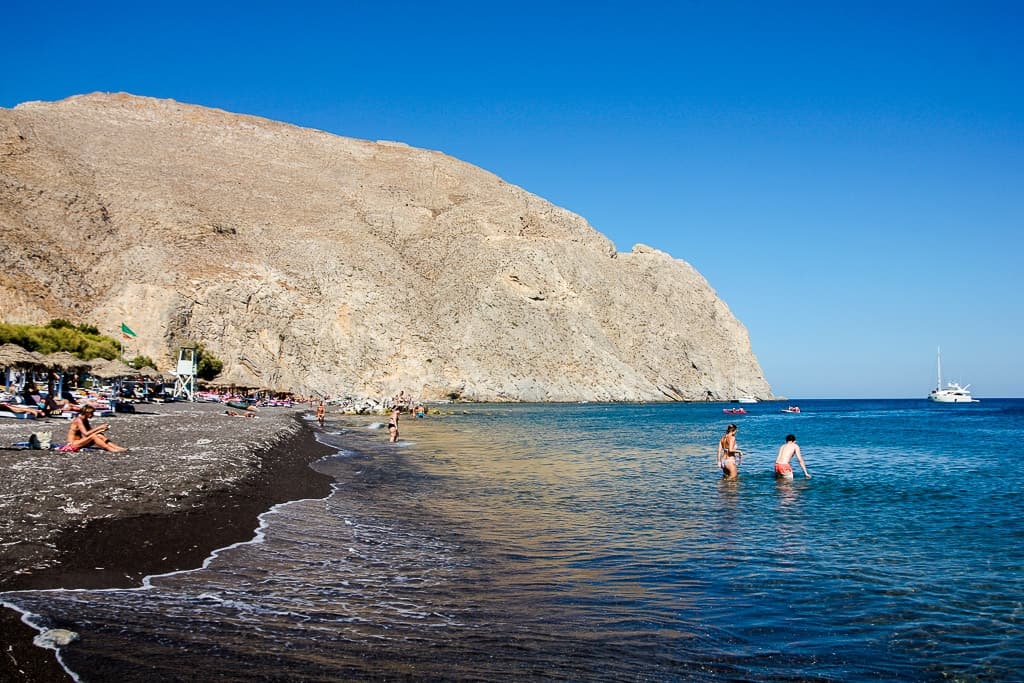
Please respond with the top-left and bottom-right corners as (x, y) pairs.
(90, 358), (136, 379)
(41, 351), (91, 371)
(34, 351), (89, 399)
(135, 365), (162, 379)
(124, 365), (164, 401)
(85, 359), (138, 409)
(1, 343), (39, 394)
(0, 343), (43, 369)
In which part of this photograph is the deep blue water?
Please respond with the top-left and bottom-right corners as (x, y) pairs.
(3, 398), (1023, 681)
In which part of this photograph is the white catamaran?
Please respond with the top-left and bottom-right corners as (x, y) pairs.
(928, 348), (979, 403)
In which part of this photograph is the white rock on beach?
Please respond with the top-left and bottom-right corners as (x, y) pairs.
(33, 628), (79, 648)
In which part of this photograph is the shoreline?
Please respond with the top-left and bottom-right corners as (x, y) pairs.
(0, 403), (337, 682)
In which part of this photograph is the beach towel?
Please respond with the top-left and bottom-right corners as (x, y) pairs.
(6, 441), (98, 451)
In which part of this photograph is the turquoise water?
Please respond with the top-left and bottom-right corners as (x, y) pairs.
(3, 399), (1023, 681)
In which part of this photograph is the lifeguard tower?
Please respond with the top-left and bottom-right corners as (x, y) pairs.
(172, 346), (198, 401)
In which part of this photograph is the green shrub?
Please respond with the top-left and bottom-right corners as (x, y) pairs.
(0, 321), (119, 359)
(1, 322), (223, 375)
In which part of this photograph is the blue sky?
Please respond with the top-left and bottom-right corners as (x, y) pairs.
(3, 1), (1021, 398)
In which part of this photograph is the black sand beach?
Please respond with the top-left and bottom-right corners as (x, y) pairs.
(0, 402), (335, 682)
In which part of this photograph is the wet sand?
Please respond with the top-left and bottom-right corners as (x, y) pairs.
(0, 402), (336, 682)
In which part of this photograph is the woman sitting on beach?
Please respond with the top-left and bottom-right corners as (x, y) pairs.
(59, 404), (127, 452)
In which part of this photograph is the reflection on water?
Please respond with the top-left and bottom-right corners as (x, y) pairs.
(2, 400), (1023, 681)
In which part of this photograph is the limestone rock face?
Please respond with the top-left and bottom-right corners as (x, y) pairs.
(0, 93), (772, 401)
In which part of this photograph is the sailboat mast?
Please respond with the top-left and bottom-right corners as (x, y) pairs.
(936, 347), (942, 390)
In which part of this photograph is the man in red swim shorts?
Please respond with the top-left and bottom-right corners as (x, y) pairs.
(775, 434), (811, 479)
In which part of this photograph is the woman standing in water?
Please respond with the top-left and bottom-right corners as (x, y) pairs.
(387, 406), (400, 443)
(717, 423), (742, 479)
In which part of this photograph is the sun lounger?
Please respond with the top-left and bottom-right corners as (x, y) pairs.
(0, 411), (36, 419)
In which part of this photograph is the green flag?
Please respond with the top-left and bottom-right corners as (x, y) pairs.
(121, 322), (137, 338)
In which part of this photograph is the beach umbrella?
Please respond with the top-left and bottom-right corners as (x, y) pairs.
(128, 365), (163, 400)
(90, 358), (136, 379)
(0, 343), (40, 393)
(0, 343), (43, 368)
(36, 351), (87, 397)
(135, 365), (162, 379)
(41, 351), (91, 370)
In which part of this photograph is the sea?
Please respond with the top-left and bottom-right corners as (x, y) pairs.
(2, 398), (1023, 682)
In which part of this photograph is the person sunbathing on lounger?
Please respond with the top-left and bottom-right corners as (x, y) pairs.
(44, 392), (69, 416)
(59, 404), (127, 452)
(0, 402), (44, 417)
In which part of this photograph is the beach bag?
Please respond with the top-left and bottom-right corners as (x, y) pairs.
(28, 431), (52, 449)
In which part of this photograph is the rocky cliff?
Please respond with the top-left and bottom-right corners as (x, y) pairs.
(0, 93), (771, 401)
